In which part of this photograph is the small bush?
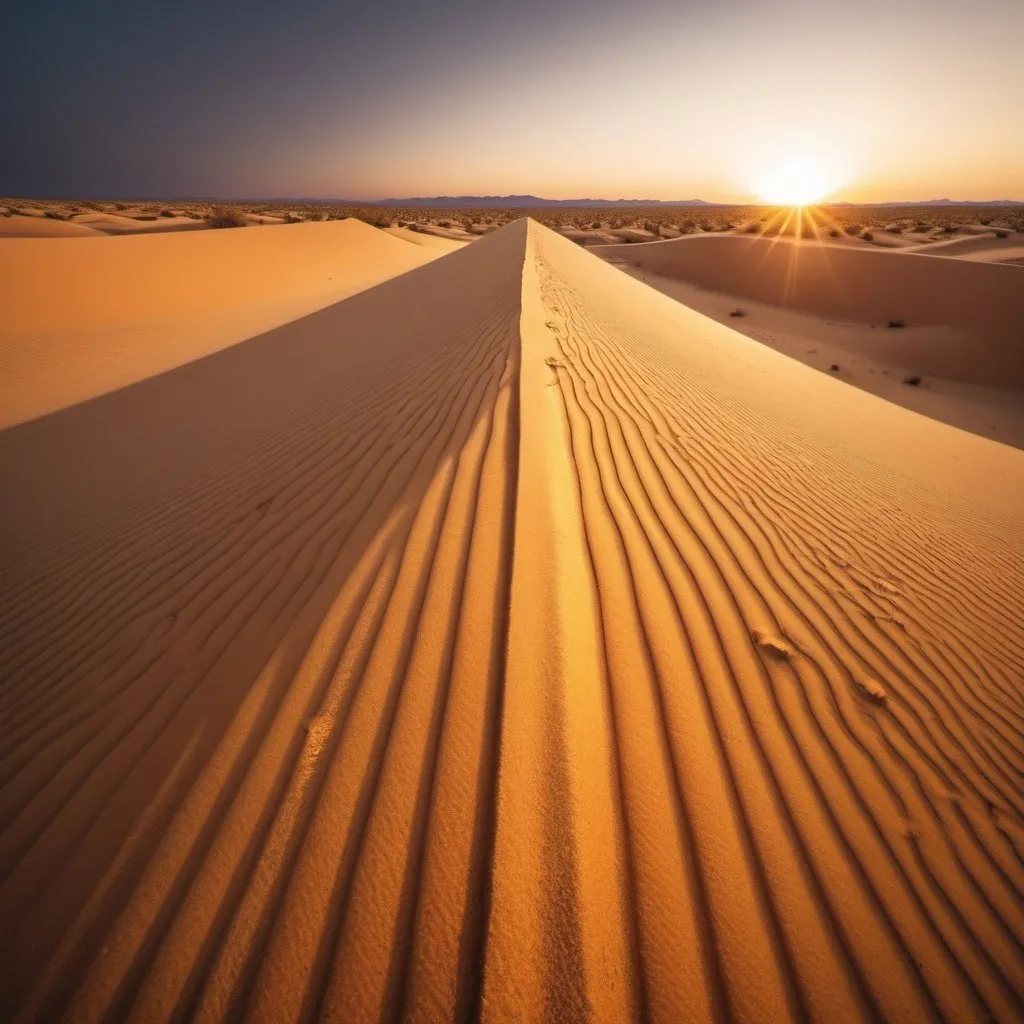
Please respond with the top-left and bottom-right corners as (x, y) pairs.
(995, 229), (1010, 239)
(887, 319), (906, 329)
(903, 374), (922, 386)
(159, 209), (176, 218)
(207, 206), (247, 229)
(591, 221), (601, 229)
(829, 364), (840, 372)
(729, 308), (746, 317)
(845, 224), (861, 235)
(829, 228), (841, 237)
(862, 231), (874, 241)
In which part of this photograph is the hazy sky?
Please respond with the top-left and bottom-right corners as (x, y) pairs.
(2, 0), (1022, 201)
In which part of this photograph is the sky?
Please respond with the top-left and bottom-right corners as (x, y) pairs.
(2, 0), (1022, 202)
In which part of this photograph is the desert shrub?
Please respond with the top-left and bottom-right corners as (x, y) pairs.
(844, 224), (861, 235)
(44, 210), (67, 220)
(888, 319), (906, 329)
(903, 374), (922, 386)
(643, 221), (657, 234)
(979, 217), (990, 225)
(207, 206), (247, 228)
(862, 231), (874, 241)
(995, 229), (1010, 238)
(591, 221), (601, 229)
(829, 364), (840, 372)
(438, 220), (452, 228)
(829, 228), (841, 237)
(159, 209), (176, 218)
(729, 308), (746, 317)
(114, 202), (129, 210)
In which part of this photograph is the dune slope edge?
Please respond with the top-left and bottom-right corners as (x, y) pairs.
(594, 234), (1024, 389)
(0, 219), (441, 428)
(1, 220), (1022, 1023)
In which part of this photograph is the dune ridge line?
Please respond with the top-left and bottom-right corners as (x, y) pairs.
(1, 219), (1023, 1022)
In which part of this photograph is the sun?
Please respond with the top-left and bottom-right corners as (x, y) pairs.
(753, 156), (843, 206)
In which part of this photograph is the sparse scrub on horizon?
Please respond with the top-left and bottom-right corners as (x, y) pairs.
(3, 198), (1022, 239)
(207, 206), (248, 229)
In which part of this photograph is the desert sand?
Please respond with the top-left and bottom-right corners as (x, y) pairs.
(384, 225), (468, 251)
(600, 260), (1024, 449)
(1, 220), (1023, 1023)
(0, 219), (443, 428)
(0, 215), (105, 238)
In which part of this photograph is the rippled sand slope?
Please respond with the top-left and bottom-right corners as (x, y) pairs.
(1, 220), (1022, 1023)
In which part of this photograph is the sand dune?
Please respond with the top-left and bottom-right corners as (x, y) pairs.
(69, 213), (210, 235)
(0, 219), (442, 428)
(384, 225), (468, 251)
(0, 215), (104, 238)
(905, 232), (1020, 257)
(594, 233), (1024, 388)
(2, 220), (1023, 1023)
(606, 262), (1024, 449)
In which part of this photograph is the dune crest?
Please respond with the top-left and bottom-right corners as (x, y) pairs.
(1, 220), (1023, 1022)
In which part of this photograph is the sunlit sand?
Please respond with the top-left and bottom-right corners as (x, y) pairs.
(1, 214), (1023, 1022)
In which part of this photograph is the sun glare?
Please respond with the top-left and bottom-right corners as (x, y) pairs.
(753, 156), (844, 206)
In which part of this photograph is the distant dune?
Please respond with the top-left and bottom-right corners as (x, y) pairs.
(594, 234), (1024, 388)
(384, 225), (468, 251)
(69, 212), (210, 235)
(0, 215), (104, 238)
(0, 219), (441, 427)
(1, 220), (1023, 1022)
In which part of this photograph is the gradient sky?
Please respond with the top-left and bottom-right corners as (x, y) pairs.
(3, 0), (1022, 202)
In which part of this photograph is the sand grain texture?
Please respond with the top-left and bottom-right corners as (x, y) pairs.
(2, 220), (1023, 1023)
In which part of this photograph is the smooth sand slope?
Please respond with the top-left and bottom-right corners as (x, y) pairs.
(594, 234), (1024, 389)
(0, 215), (105, 238)
(603, 263), (1024, 449)
(384, 225), (468, 251)
(0, 220), (441, 428)
(2, 221), (1024, 1023)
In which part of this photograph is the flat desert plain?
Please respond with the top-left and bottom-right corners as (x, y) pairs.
(1, 218), (1023, 1023)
